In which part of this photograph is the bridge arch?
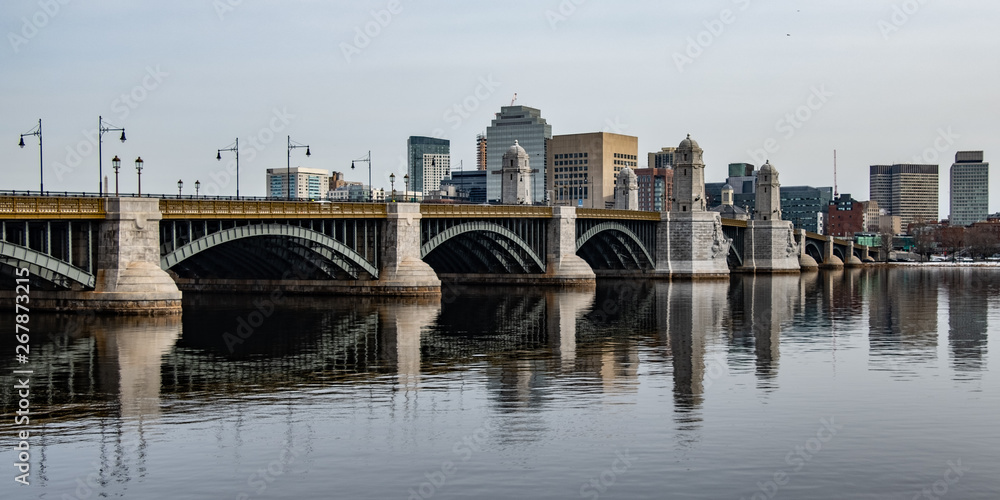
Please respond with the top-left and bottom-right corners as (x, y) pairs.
(420, 221), (546, 274)
(0, 241), (95, 289)
(575, 222), (655, 270)
(161, 223), (379, 279)
(804, 241), (823, 263)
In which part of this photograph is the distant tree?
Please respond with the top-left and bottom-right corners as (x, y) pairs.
(966, 225), (1000, 259)
(878, 232), (894, 262)
(939, 226), (966, 260)
(909, 218), (936, 262)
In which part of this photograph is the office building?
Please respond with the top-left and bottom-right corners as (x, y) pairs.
(648, 147), (677, 170)
(950, 151), (989, 226)
(780, 185), (833, 234)
(548, 132), (638, 208)
(407, 136), (450, 196)
(869, 164), (939, 230)
(476, 134), (487, 171)
(439, 170), (487, 204)
(634, 167), (672, 212)
(827, 193), (865, 238)
(266, 167), (329, 200)
(486, 106), (552, 203)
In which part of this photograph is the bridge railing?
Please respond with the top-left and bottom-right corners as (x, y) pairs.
(577, 209), (661, 221)
(420, 205), (554, 219)
(159, 199), (387, 219)
(0, 196), (106, 219)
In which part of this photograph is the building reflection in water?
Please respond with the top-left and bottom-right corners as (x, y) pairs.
(943, 269), (989, 376)
(868, 268), (940, 373)
(728, 274), (797, 388)
(378, 298), (442, 390)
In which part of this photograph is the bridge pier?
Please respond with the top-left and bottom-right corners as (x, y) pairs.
(28, 198), (182, 314)
(738, 220), (801, 273)
(822, 236), (845, 269)
(796, 229), (820, 271)
(376, 203), (442, 295)
(545, 207), (597, 285)
(655, 212), (730, 279)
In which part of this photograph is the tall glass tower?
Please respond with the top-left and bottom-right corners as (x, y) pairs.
(486, 106), (552, 204)
(950, 151), (989, 226)
(407, 136), (450, 196)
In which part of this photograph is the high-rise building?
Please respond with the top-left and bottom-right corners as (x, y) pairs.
(779, 185), (833, 234)
(950, 151), (989, 226)
(827, 193), (865, 238)
(266, 167), (329, 200)
(547, 132), (638, 208)
(476, 134), (487, 171)
(486, 106), (552, 203)
(648, 147), (677, 170)
(634, 167), (673, 212)
(869, 164), (939, 230)
(407, 136), (450, 195)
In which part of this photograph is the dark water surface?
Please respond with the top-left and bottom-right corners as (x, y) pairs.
(2, 268), (999, 499)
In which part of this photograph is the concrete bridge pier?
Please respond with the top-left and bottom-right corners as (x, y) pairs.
(796, 229), (820, 271)
(31, 198), (182, 313)
(845, 243), (865, 267)
(545, 207), (596, 285)
(655, 212), (731, 279)
(377, 203), (442, 295)
(740, 220), (801, 273)
(822, 236), (845, 269)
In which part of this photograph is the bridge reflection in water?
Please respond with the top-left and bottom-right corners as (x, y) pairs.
(0, 269), (991, 494)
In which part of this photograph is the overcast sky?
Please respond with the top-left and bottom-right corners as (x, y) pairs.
(3, 1), (997, 217)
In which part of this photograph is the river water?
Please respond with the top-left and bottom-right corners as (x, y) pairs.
(2, 268), (999, 499)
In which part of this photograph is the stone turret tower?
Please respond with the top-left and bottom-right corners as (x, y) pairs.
(672, 134), (706, 213)
(755, 160), (781, 221)
(501, 141), (533, 205)
(721, 183), (735, 207)
(615, 167), (638, 210)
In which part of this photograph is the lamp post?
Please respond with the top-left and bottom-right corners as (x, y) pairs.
(287, 136), (311, 201)
(351, 150), (373, 202)
(216, 138), (239, 198)
(177, 179), (183, 197)
(98, 116), (126, 196)
(404, 174), (410, 202)
(135, 156), (144, 196)
(195, 180), (201, 198)
(18, 119), (43, 193)
(389, 173), (396, 202)
(112, 155), (121, 196)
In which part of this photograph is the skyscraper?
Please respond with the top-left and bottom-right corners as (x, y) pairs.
(949, 151), (989, 226)
(486, 106), (551, 203)
(648, 147), (677, 170)
(547, 132), (638, 208)
(869, 164), (939, 230)
(476, 133), (487, 171)
(407, 136), (450, 195)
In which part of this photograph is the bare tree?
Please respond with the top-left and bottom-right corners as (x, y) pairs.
(879, 232), (894, 262)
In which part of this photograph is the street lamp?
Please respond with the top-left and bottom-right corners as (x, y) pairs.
(177, 179), (183, 197)
(112, 156), (121, 196)
(135, 156), (144, 195)
(389, 173), (396, 202)
(195, 180), (201, 197)
(18, 119), (43, 193)
(350, 150), (373, 202)
(98, 116), (126, 196)
(404, 173), (410, 202)
(216, 138), (239, 198)
(286, 136), (311, 201)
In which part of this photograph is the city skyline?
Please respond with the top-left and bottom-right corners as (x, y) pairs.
(3, 2), (998, 218)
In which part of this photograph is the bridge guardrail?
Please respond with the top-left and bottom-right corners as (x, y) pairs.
(159, 200), (387, 219)
(420, 205), (553, 219)
(0, 196), (106, 219)
(576, 208), (661, 221)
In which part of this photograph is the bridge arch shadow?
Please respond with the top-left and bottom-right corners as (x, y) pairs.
(162, 224), (379, 280)
(420, 220), (546, 275)
(804, 241), (823, 263)
(575, 222), (655, 271)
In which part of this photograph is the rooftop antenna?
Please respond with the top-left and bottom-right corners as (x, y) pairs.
(510, 92), (518, 106)
(833, 149), (839, 198)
